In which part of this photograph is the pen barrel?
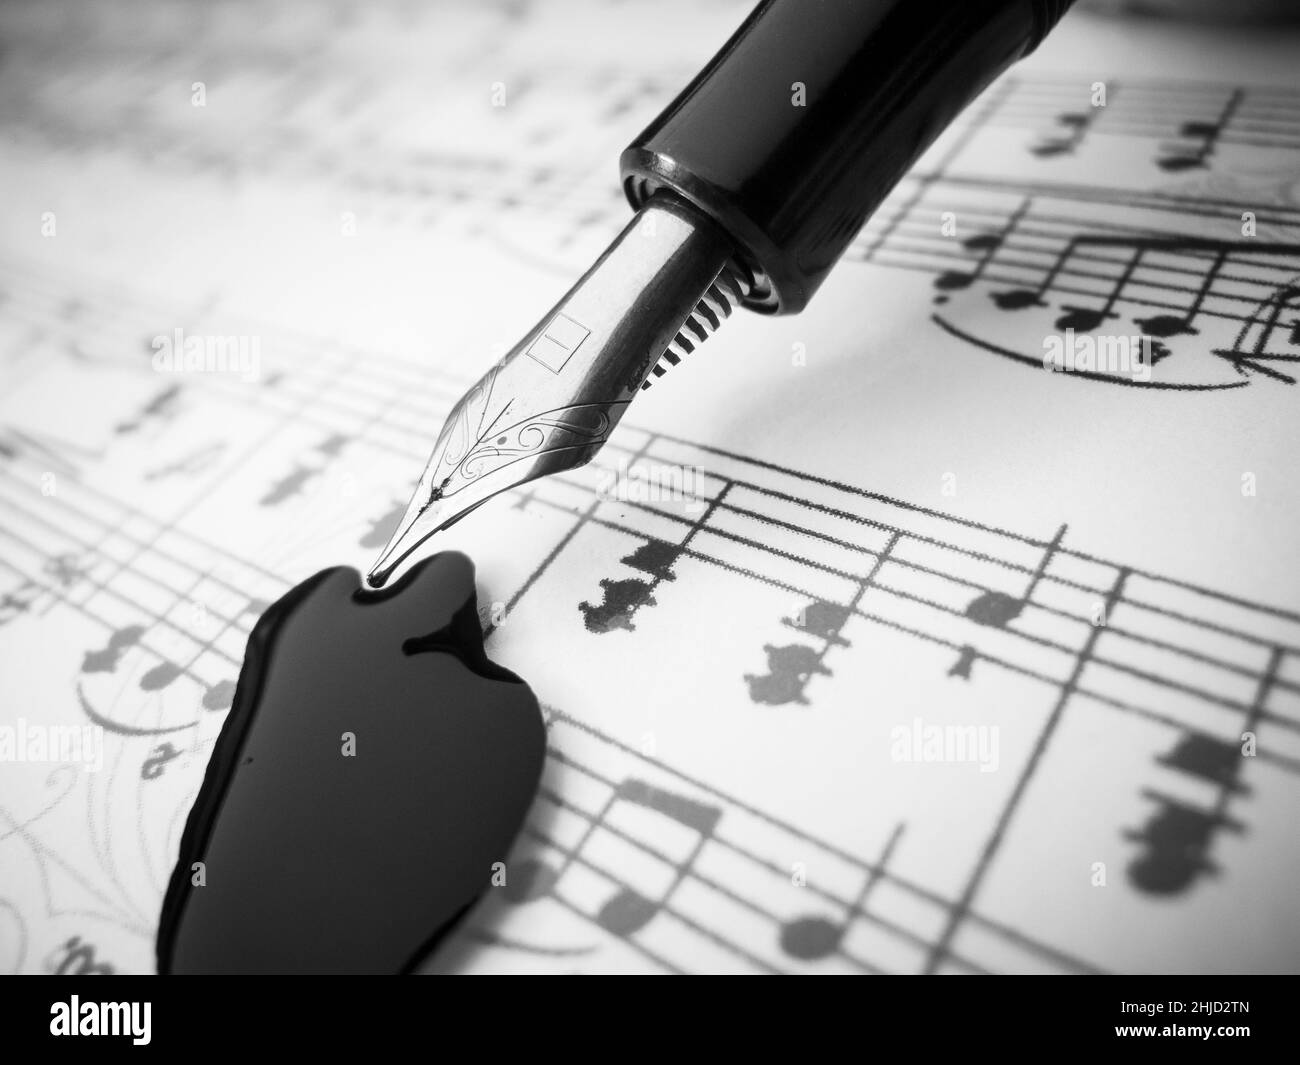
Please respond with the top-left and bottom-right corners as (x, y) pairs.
(621, 0), (1072, 314)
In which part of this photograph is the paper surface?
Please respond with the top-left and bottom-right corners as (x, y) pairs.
(1, 0), (1298, 974)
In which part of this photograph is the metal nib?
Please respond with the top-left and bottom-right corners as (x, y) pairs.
(366, 197), (747, 588)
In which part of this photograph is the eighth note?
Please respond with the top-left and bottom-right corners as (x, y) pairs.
(595, 780), (721, 936)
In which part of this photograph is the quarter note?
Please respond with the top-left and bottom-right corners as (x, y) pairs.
(963, 524), (1065, 630)
(1134, 245), (1226, 340)
(779, 825), (903, 963)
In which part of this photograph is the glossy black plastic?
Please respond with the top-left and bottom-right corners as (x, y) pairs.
(622, 0), (1073, 313)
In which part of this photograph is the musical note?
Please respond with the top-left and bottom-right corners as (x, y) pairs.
(0, 578), (38, 627)
(990, 232), (1141, 331)
(745, 644), (831, 706)
(3, 3), (1300, 977)
(571, 778), (721, 938)
(139, 660), (183, 691)
(1156, 91), (1242, 171)
(259, 464), (314, 507)
(579, 538), (682, 633)
(260, 432), (351, 506)
(1030, 110), (1093, 158)
(114, 383), (181, 435)
(746, 534), (899, 706)
(81, 625), (144, 673)
(144, 441), (226, 481)
(932, 199), (1031, 302)
(1125, 790), (1242, 894)
(779, 825), (903, 963)
(202, 679), (236, 711)
(933, 235), (1000, 293)
(42, 552), (86, 587)
(784, 599), (852, 646)
(963, 525), (1065, 631)
(938, 233), (1300, 389)
(1126, 647), (1279, 895)
(1212, 280), (1300, 385)
(482, 857), (555, 912)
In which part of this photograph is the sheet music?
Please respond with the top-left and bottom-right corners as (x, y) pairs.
(2, 0), (1299, 974)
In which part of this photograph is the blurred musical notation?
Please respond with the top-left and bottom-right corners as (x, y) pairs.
(2, 0), (1299, 974)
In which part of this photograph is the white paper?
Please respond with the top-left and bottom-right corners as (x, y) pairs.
(1, 0), (1298, 974)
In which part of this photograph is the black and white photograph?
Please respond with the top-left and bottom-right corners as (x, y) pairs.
(0, 0), (1296, 1034)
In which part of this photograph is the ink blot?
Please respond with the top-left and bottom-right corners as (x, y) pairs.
(156, 552), (545, 974)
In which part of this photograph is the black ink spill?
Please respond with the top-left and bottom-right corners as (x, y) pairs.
(156, 552), (545, 974)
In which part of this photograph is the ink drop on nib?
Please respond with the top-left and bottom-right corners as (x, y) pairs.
(156, 552), (545, 974)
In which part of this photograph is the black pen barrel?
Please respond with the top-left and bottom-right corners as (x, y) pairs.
(621, 0), (1074, 314)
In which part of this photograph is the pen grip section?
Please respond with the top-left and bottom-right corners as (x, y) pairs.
(621, 0), (1072, 314)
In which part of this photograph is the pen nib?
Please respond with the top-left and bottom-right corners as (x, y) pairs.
(366, 197), (740, 587)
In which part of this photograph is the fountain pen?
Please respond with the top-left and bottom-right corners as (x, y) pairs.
(367, 0), (1075, 587)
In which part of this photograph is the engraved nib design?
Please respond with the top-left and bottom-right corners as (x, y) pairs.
(366, 197), (740, 587)
(365, 360), (621, 588)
